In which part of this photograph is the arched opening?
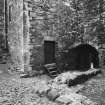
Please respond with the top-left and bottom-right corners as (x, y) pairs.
(65, 44), (99, 71)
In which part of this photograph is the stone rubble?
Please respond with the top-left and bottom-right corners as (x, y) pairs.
(53, 69), (101, 84)
(28, 70), (99, 105)
(0, 77), (58, 105)
(0, 70), (100, 105)
(46, 89), (60, 101)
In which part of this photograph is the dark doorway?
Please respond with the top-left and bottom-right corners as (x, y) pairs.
(5, 0), (9, 52)
(44, 41), (56, 64)
(0, 0), (9, 64)
(63, 44), (99, 71)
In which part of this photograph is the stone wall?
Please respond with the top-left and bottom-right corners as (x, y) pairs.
(6, 0), (103, 73)
(7, 0), (46, 72)
(0, 0), (103, 73)
(26, 0), (45, 71)
(23, 0), (31, 72)
(23, 0), (102, 72)
(7, 0), (24, 72)
(23, 0), (61, 71)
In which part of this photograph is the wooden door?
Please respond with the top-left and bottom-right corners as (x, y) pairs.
(44, 41), (56, 64)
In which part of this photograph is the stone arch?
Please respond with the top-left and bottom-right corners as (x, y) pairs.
(66, 43), (99, 71)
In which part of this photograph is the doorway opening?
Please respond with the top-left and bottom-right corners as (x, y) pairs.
(44, 40), (56, 64)
(65, 44), (100, 71)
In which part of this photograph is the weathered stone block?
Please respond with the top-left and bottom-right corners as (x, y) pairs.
(56, 93), (87, 105)
(55, 95), (72, 105)
(47, 89), (60, 101)
(29, 11), (37, 17)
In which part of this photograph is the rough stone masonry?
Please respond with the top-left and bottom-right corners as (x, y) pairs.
(4, 0), (105, 73)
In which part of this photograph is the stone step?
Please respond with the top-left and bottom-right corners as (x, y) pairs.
(44, 63), (59, 78)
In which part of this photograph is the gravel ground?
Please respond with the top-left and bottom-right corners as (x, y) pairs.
(0, 74), (58, 105)
(0, 69), (105, 105)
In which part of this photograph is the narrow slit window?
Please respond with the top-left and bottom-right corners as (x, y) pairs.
(9, 5), (13, 22)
